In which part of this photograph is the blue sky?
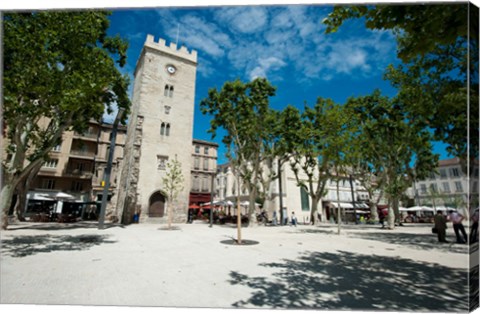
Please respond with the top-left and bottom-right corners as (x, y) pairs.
(104, 4), (453, 164)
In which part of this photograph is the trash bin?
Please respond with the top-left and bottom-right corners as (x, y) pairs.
(133, 213), (139, 223)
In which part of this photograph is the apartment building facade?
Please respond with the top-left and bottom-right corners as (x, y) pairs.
(408, 157), (479, 214)
(214, 159), (378, 224)
(189, 139), (219, 206)
(27, 121), (126, 211)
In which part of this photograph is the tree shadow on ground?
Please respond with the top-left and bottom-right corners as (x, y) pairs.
(1, 234), (116, 258)
(348, 231), (469, 254)
(6, 221), (125, 231)
(228, 250), (468, 311)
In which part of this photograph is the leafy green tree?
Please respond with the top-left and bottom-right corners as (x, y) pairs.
(200, 78), (276, 242)
(280, 99), (346, 225)
(318, 102), (354, 234)
(254, 109), (283, 216)
(324, 4), (478, 155)
(323, 4), (475, 62)
(346, 91), (439, 229)
(324, 3), (479, 212)
(162, 155), (184, 230)
(1, 11), (130, 229)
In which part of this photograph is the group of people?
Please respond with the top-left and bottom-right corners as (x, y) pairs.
(271, 209), (297, 226)
(433, 209), (479, 244)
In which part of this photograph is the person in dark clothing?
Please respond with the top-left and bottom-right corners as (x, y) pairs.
(434, 211), (448, 243)
(471, 209), (479, 243)
(379, 209), (386, 228)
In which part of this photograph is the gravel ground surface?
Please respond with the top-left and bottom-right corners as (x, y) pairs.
(0, 220), (476, 313)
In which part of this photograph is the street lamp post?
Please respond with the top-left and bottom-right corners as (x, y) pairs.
(209, 172), (215, 227)
(98, 108), (125, 230)
(349, 174), (358, 224)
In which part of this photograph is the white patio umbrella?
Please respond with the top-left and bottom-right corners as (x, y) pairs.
(407, 205), (433, 211)
(32, 195), (54, 201)
(55, 192), (74, 199)
(240, 201), (261, 207)
(436, 206), (456, 211)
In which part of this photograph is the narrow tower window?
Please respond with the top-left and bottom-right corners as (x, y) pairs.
(160, 123), (165, 135)
(169, 86), (174, 97)
(164, 85), (169, 96)
(165, 123), (170, 136)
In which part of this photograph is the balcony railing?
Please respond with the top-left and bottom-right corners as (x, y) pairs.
(65, 169), (93, 178)
(74, 132), (98, 139)
(70, 150), (96, 158)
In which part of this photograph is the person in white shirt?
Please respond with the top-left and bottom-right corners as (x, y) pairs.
(448, 210), (468, 244)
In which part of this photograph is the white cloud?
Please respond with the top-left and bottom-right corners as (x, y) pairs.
(248, 56), (287, 80)
(155, 10), (232, 59)
(197, 56), (215, 78)
(215, 6), (269, 34)
(153, 6), (396, 83)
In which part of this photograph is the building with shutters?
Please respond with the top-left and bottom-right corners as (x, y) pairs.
(189, 139), (219, 206)
(22, 120), (126, 217)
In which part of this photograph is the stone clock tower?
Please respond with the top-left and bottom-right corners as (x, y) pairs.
(116, 35), (197, 223)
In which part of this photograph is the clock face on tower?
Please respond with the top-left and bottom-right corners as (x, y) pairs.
(166, 65), (176, 74)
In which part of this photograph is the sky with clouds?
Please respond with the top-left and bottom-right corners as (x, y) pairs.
(104, 3), (451, 164)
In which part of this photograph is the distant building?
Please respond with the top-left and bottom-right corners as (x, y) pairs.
(26, 120), (126, 214)
(407, 157), (479, 214)
(189, 139), (218, 206)
(214, 159), (379, 224)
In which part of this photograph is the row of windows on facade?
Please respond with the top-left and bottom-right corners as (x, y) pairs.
(193, 157), (210, 171)
(44, 159), (92, 171)
(418, 181), (470, 194)
(41, 179), (85, 192)
(427, 167), (479, 179)
(191, 176), (212, 192)
(51, 142), (115, 159)
(42, 159), (102, 174)
(194, 146), (210, 155)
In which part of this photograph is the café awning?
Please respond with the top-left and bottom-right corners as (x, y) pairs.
(330, 202), (354, 209)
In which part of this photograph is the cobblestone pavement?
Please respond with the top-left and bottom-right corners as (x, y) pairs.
(0, 220), (475, 313)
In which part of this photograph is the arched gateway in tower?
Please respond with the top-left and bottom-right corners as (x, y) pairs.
(116, 35), (197, 223)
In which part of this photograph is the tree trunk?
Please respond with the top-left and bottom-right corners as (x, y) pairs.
(370, 202), (379, 222)
(278, 160), (284, 225)
(392, 196), (401, 226)
(310, 196), (320, 225)
(248, 188), (257, 226)
(14, 184), (27, 222)
(13, 163), (41, 222)
(236, 194), (242, 244)
(167, 193), (173, 230)
(336, 181), (342, 235)
(387, 199), (395, 229)
(1, 184), (15, 230)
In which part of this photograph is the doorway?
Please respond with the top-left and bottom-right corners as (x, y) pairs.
(149, 192), (166, 217)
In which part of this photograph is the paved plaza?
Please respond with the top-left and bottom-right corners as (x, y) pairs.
(0, 220), (475, 312)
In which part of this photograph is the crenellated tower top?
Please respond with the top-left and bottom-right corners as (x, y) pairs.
(144, 34), (197, 64)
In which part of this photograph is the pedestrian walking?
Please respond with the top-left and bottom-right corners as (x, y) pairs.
(291, 211), (297, 227)
(433, 211), (448, 243)
(282, 207), (288, 225)
(470, 208), (479, 243)
(448, 210), (468, 244)
(379, 208), (386, 228)
(272, 211), (278, 226)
